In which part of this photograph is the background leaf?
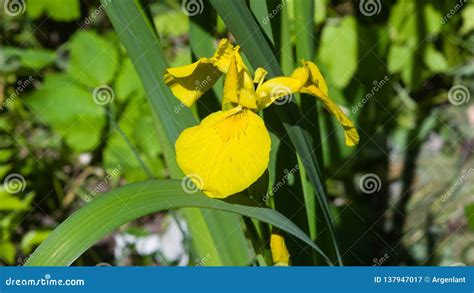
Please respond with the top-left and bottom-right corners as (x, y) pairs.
(68, 31), (119, 88)
(318, 16), (358, 88)
(27, 0), (81, 22)
(26, 74), (105, 152)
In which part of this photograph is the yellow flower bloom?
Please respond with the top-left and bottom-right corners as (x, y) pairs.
(165, 38), (359, 198)
(270, 233), (290, 266)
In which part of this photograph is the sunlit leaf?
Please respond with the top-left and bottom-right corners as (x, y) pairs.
(26, 180), (332, 266)
(318, 16), (358, 88)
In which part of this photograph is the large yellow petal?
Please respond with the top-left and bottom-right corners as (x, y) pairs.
(270, 233), (290, 266)
(164, 58), (221, 107)
(175, 108), (271, 198)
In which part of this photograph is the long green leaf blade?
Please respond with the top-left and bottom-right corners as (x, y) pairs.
(25, 180), (332, 266)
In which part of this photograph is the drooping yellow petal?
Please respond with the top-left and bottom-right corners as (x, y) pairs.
(270, 233), (290, 266)
(211, 38), (247, 73)
(164, 39), (246, 107)
(255, 76), (304, 109)
(293, 61), (359, 146)
(164, 58), (221, 107)
(301, 85), (359, 146)
(290, 66), (309, 83)
(303, 60), (328, 96)
(175, 107), (271, 198)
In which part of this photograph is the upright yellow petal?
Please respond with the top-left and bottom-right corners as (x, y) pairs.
(223, 56), (240, 106)
(223, 56), (257, 110)
(175, 108), (271, 198)
(212, 39), (247, 73)
(164, 58), (221, 107)
(270, 233), (290, 266)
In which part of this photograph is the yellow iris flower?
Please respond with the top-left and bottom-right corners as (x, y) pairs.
(164, 39), (359, 198)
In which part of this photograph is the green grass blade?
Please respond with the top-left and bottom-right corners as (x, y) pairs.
(250, 0), (274, 44)
(104, 0), (250, 266)
(293, 0), (319, 249)
(294, 0), (314, 60)
(210, 0), (343, 265)
(270, 0), (294, 75)
(25, 180), (332, 266)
